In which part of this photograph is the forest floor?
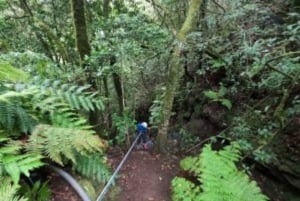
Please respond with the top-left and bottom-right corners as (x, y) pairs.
(48, 147), (300, 201)
(49, 172), (81, 201)
(109, 149), (180, 201)
(49, 149), (180, 201)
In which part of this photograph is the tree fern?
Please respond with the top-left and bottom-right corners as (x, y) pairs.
(172, 177), (200, 201)
(27, 124), (107, 165)
(74, 153), (111, 183)
(32, 78), (105, 112)
(0, 177), (28, 201)
(0, 88), (38, 135)
(0, 101), (37, 134)
(172, 143), (268, 201)
(0, 137), (44, 184)
(0, 77), (104, 134)
(50, 110), (93, 130)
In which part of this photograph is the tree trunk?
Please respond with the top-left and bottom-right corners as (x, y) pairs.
(70, 0), (100, 129)
(103, 77), (112, 129)
(157, 0), (203, 153)
(110, 56), (124, 115)
(103, 0), (111, 16)
(70, 0), (91, 62)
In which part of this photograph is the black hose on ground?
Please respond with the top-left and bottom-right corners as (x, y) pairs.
(49, 165), (91, 201)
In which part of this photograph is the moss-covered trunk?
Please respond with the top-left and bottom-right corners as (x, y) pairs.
(157, 0), (203, 153)
(70, 0), (91, 62)
(70, 0), (100, 128)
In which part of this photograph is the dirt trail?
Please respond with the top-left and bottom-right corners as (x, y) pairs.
(113, 150), (179, 201)
(49, 149), (179, 201)
(49, 172), (81, 201)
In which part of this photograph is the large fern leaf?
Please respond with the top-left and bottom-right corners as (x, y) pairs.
(172, 177), (200, 201)
(31, 79), (105, 112)
(74, 153), (111, 183)
(0, 88), (38, 134)
(50, 111), (93, 130)
(0, 177), (28, 201)
(0, 137), (44, 184)
(172, 143), (269, 201)
(27, 124), (107, 165)
(0, 101), (37, 134)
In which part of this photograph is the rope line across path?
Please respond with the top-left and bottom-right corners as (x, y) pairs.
(95, 133), (141, 201)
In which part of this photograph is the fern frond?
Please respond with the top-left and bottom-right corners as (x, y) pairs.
(0, 177), (28, 201)
(57, 86), (104, 111)
(49, 108), (93, 130)
(171, 177), (200, 201)
(77, 178), (98, 200)
(0, 88), (37, 102)
(27, 124), (107, 165)
(0, 101), (36, 133)
(0, 61), (29, 82)
(0, 137), (44, 184)
(0, 88), (38, 134)
(173, 143), (269, 201)
(74, 153), (111, 183)
(32, 79), (105, 112)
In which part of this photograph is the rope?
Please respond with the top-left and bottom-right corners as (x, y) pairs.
(95, 133), (141, 201)
(49, 165), (91, 201)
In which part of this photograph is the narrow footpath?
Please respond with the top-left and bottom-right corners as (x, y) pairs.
(113, 150), (179, 201)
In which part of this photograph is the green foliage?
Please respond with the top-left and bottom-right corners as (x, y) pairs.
(112, 110), (135, 145)
(172, 177), (199, 201)
(88, 12), (171, 122)
(203, 86), (232, 110)
(0, 65), (109, 199)
(285, 96), (300, 117)
(177, 128), (199, 152)
(1, 0), (299, 198)
(149, 87), (165, 127)
(0, 101), (37, 134)
(32, 78), (105, 112)
(0, 66), (109, 199)
(0, 76), (104, 133)
(27, 124), (106, 165)
(0, 65), (36, 134)
(0, 61), (29, 82)
(18, 181), (51, 201)
(74, 153), (111, 183)
(0, 177), (28, 201)
(0, 137), (44, 184)
(175, 1), (300, 180)
(229, 116), (278, 164)
(172, 143), (268, 201)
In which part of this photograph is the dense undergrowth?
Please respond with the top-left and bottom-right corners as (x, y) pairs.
(172, 143), (268, 201)
(0, 0), (299, 200)
(169, 0), (300, 200)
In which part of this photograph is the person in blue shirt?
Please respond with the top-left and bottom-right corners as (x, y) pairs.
(136, 122), (148, 149)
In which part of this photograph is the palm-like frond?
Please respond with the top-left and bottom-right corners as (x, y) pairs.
(0, 177), (28, 201)
(0, 137), (44, 184)
(74, 153), (111, 183)
(0, 88), (38, 135)
(27, 124), (107, 165)
(172, 143), (268, 201)
(0, 101), (37, 133)
(32, 78), (105, 112)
